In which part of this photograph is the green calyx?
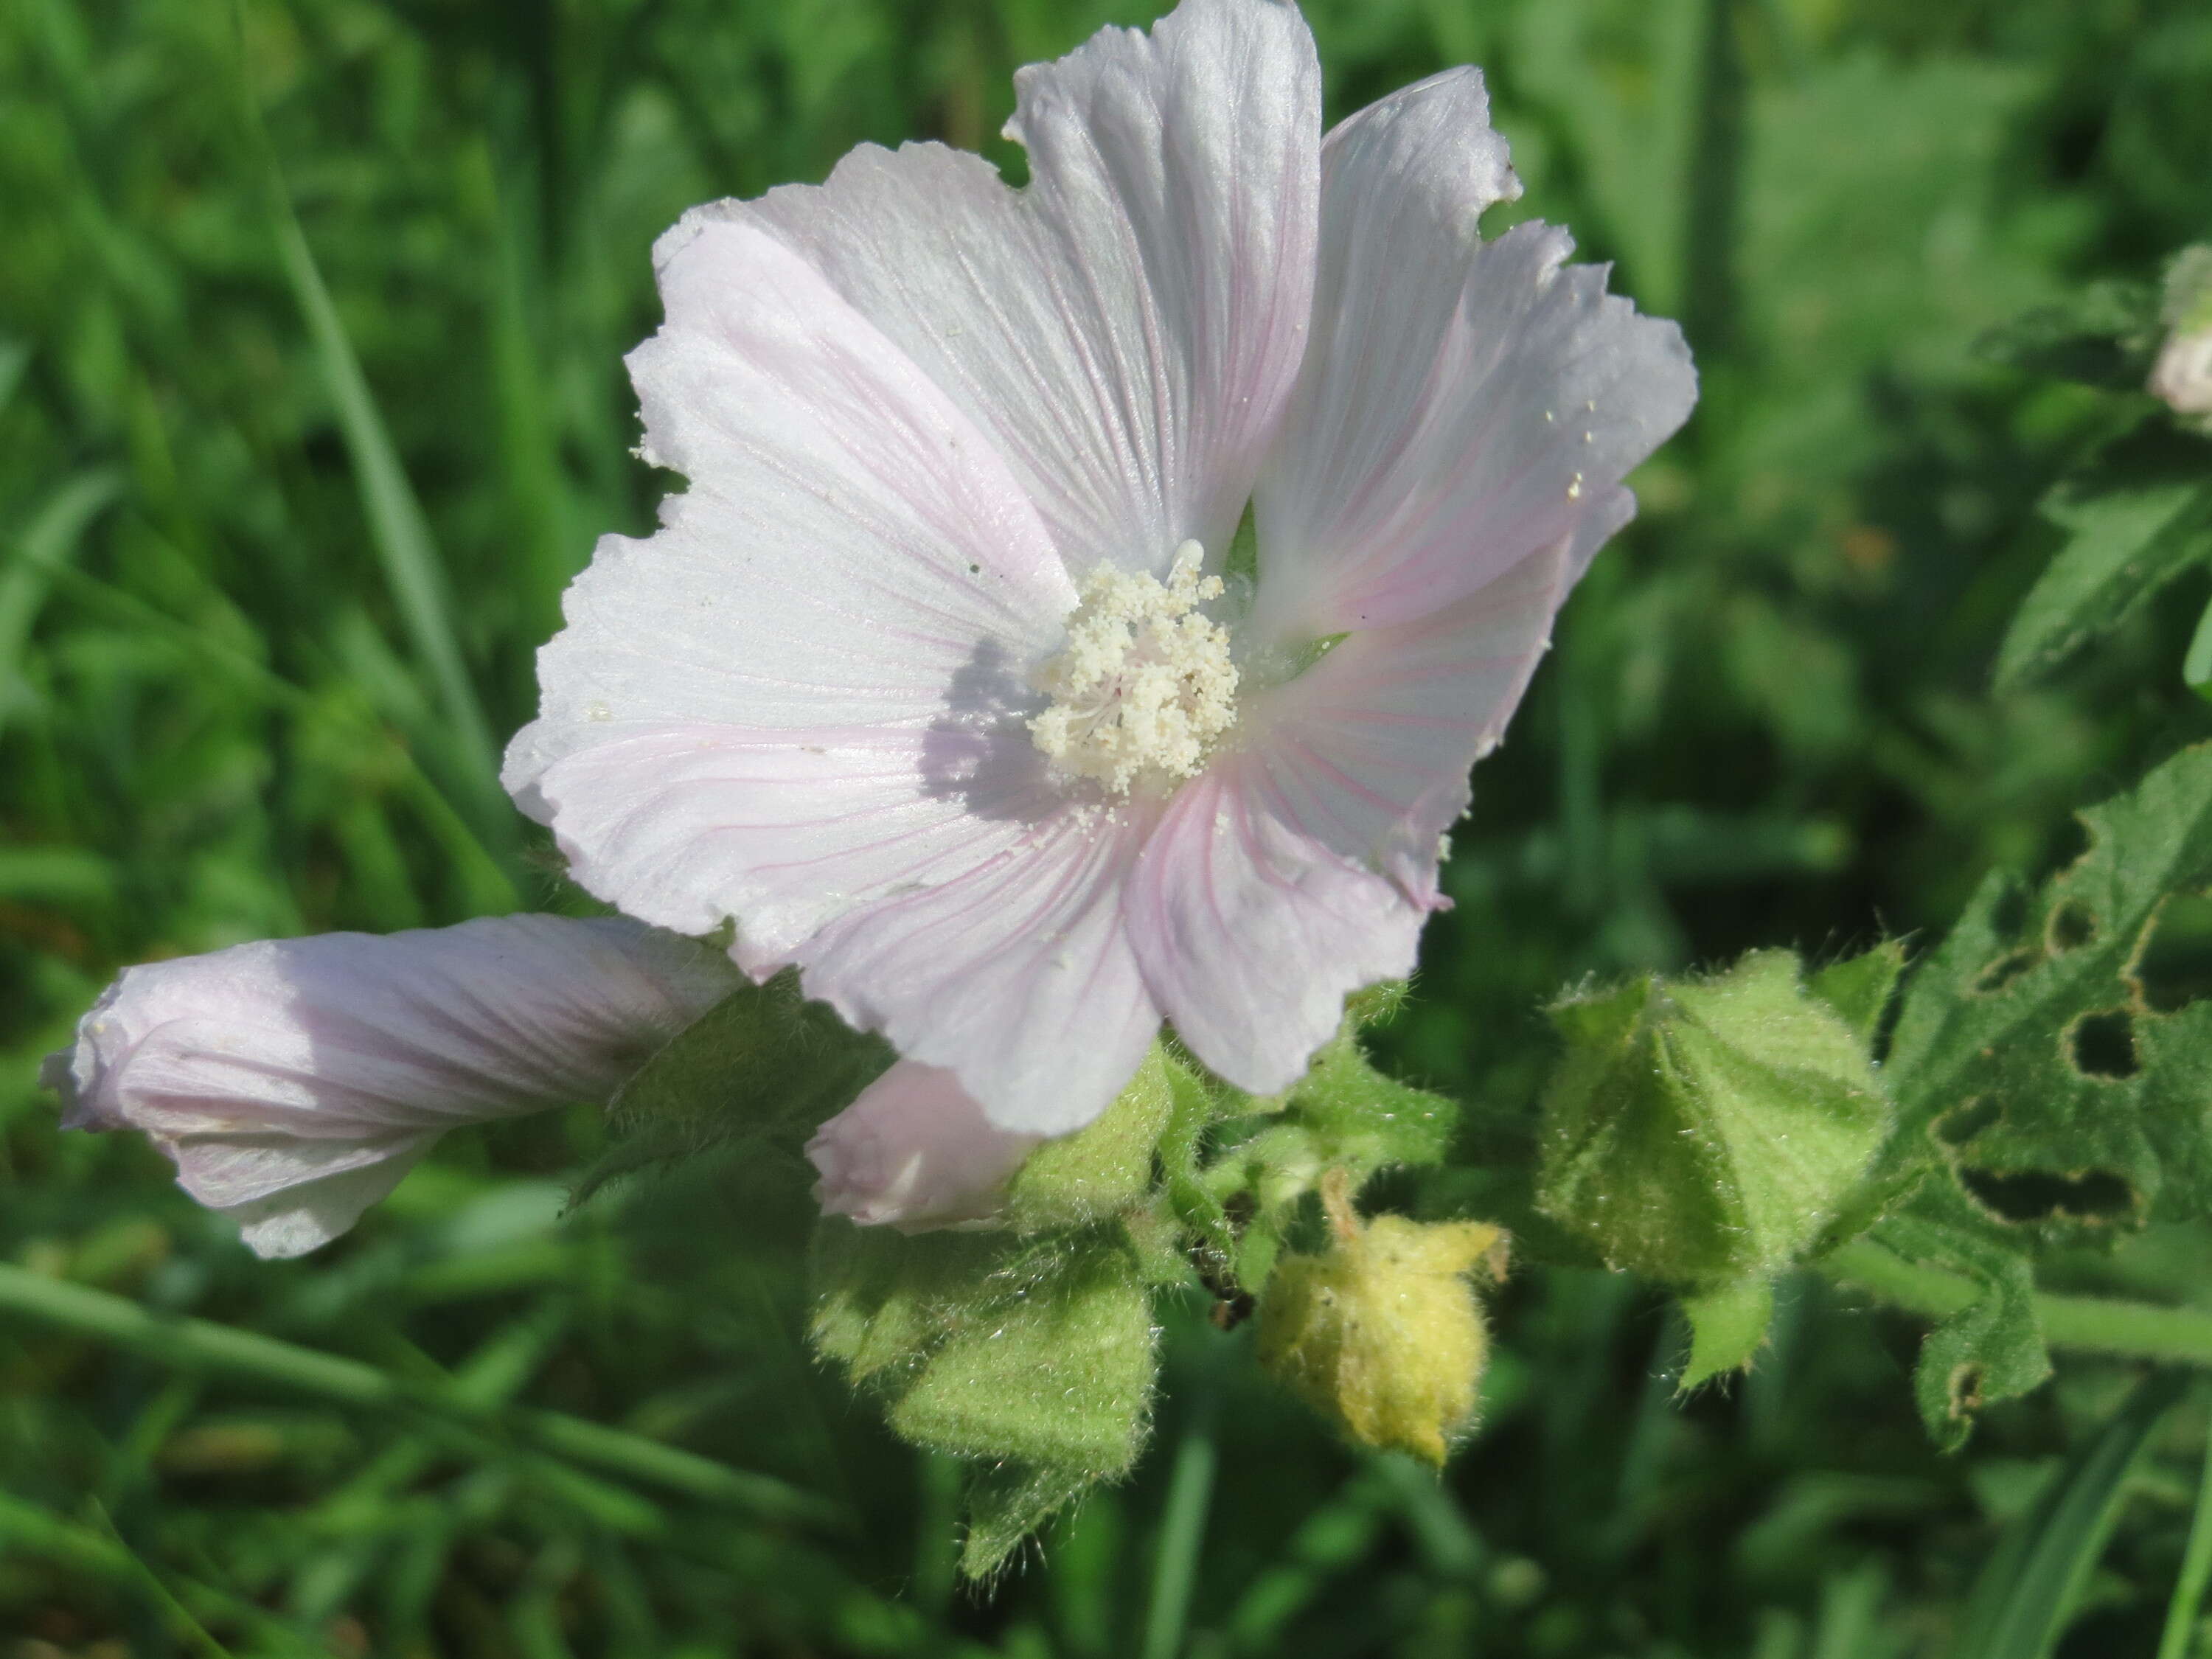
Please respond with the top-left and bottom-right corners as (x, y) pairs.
(1536, 948), (1893, 1289)
(805, 989), (1478, 1575)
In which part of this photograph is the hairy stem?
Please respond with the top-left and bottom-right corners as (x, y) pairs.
(1820, 1241), (2212, 1367)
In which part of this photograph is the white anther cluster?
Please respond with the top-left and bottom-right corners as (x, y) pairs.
(1029, 541), (1239, 795)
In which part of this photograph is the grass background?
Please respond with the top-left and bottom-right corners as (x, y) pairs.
(4, 0), (2212, 1652)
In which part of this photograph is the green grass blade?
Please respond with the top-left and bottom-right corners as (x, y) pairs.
(1142, 1395), (1219, 1659)
(264, 204), (507, 825)
(226, 2), (509, 855)
(1950, 1368), (2188, 1659)
(0, 466), (122, 724)
(0, 1262), (834, 1527)
(2158, 1387), (2212, 1659)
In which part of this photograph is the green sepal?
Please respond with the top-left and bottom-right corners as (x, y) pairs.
(1809, 939), (1908, 1048)
(807, 1225), (1003, 1388)
(888, 1251), (1154, 1472)
(1158, 1054), (1237, 1270)
(1200, 1023), (1458, 1217)
(1004, 1044), (1175, 1232)
(1678, 1278), (1775, 1393)
(1537, 950), (1891, 1284)
(960, 1461), (1089, 1582)
(575, 970), (891, 1203)
(808, 1219), (1158, 1578)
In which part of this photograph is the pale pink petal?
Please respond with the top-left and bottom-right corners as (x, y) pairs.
(46, 917), (739, 1257)
(2152, 327), (2212, 418)
(807, 1061), (1043, 1232)
(504, 221), (1073, 819)
(795, 809), (1162, 1136)
(1251, 69), (1695, 641)
(730, 0), (1320, 576)
(529, 723), (1060, 963)
(1130, 544), (1568, 1091)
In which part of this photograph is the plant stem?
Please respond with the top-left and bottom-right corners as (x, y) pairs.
(1820, 1241), (2212, 1366)
(0, 1263), (838, 1526)
(2160, 1385), (2212, 1659)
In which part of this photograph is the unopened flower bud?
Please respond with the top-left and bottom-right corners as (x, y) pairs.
(1536, 950), (1888, 1285)
(1256, 1171), (1506, 1464)
(2152, 246), (2212, 425)
(807, 1062), (1043, 1232)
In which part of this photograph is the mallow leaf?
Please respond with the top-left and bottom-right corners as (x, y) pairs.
(1974, 279), (2163, 389)
(1537, 950), (1891, 1286)
(1880, 741), (2212, 1245)
(1873, 1189), (2052, 1452)
(576, 970), (891, 1202)
(1993, 422), (2212, 692)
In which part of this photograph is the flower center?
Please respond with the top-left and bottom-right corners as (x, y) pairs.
(1028, 540), (1239, 796)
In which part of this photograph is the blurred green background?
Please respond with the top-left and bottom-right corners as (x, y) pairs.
(4, 0), (2212, 1652)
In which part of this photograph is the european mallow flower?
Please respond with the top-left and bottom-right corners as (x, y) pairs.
(504, 0), (1696, 1139)
(48, 0), (1695, 1253)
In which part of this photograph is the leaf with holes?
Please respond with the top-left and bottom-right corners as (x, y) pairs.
(1876, 1188), (2053, 1452)
(1879, 740), (2212, 1245)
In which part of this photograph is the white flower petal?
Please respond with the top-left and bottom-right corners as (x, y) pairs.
(729, 0), (1321, 577)
(2152, 327), (2212, 418)
(807, 1061), (1043, 1232)
(504, 220), (1074, 818)
(796, 809), (1162, 1136)
(531, 723), (1060, 962)
(1130, 543), (1568, 1090)
(1251, 69), (1696, 640)
(49, 916), (738, 1257)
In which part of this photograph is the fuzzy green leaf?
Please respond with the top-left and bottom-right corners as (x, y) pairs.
(1877, 1194), (2053, 1451)
(1537, 950), (1891, 1284)
(1881, 741), (2212, 1245)
(577, 970), (891, 1202)
(1994, 423), (2212, 692)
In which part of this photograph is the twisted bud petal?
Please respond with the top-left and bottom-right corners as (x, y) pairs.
(807, 1062), (1043, 1232)
(2151, 327), (2212, 421)
(46, 915), (740, 1258)
(2152, 246), (2212, 424)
